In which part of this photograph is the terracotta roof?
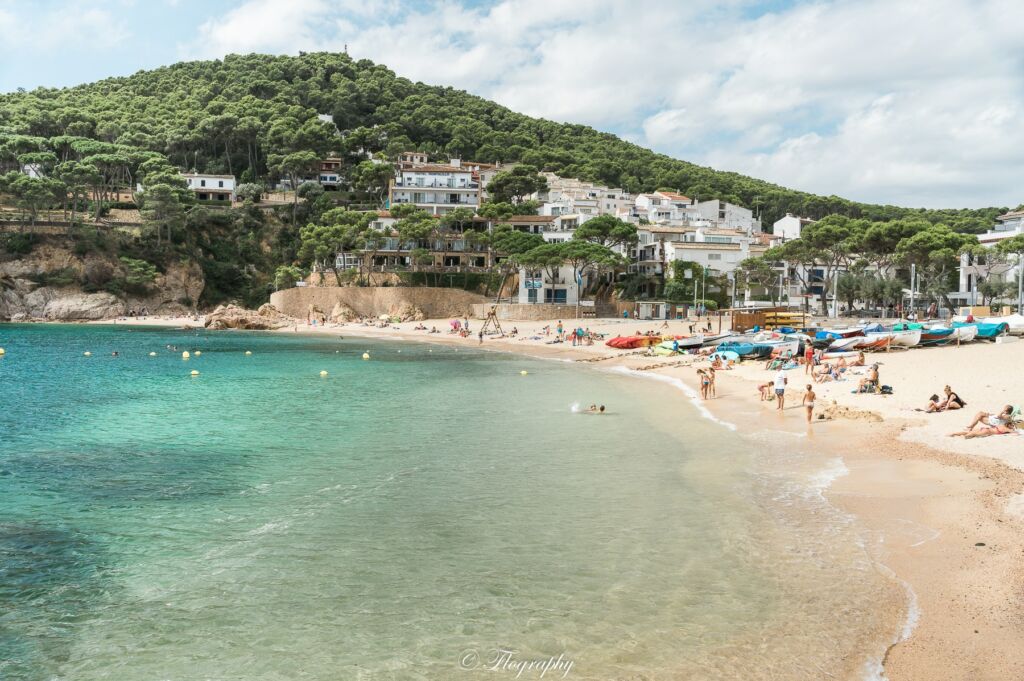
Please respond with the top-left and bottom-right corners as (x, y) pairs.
(376, 210), (393, 218)
(655, 191), (691, 202)
(997, 210), (1024, 220)
(641, 225), (697, 234)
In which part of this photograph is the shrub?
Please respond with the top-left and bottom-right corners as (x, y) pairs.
(1, 232), (36, 255)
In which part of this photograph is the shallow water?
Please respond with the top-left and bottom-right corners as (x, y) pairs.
(0, 324), (900, 679)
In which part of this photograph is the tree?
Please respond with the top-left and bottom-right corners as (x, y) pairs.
(138, 183), (185, 245)
(486, 165), (547, 204)
(268, 150), (319, 223)
(995, 234), (1024, 310)
(572, 214), (638, 249)
(736, 257), (779, 304)
(274, 265), (304, 290)
(0, 172), (65, 230)
(349, 160), (393, 207)
(895, 224), (977, 313)
(236, 182), (264, 203)
(298, 209), (374, 285)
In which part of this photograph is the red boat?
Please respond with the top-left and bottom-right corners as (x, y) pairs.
(605, 335), (662, 349)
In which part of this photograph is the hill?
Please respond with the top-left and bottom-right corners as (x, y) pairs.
(0, 52), (1007, 230)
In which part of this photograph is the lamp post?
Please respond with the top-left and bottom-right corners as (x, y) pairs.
(909, 264), (916, 318)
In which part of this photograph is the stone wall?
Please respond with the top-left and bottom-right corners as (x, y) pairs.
(270, 286), (487, 320)
(471, 303), (605, 321)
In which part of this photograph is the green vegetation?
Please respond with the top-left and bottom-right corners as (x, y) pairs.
(0, 51), (1016, 310)
(0, 52), (1007, 228)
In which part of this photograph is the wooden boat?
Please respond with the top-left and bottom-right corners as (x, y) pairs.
(867, 329), (921, 347)
(953, 321), (1008, 340)
(857, 335), (896, 351)
(918, 327), (955, 345)
(814, 327), (866, 340)
(700, 332), (735, 347)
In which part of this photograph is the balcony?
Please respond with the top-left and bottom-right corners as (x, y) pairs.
(394, 180), (479, 189)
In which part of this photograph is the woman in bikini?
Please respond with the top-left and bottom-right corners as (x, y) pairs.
(802, 384), (816, 424)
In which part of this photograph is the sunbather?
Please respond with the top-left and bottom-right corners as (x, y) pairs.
(855, 364), (879, 393)
(948, 422), (1016, 438)
(962, 405), (1013, 431)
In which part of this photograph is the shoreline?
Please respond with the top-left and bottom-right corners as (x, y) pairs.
(12, 315), (1024, 678)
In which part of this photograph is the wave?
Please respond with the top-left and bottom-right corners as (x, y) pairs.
(604, 366), (737, 431)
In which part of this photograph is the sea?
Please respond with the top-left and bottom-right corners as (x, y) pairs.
(0, 324), (904, 680)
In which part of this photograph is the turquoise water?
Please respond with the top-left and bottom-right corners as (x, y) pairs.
(0, 325), (898, 680)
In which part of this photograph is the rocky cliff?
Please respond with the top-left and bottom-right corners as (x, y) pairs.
(0, 240), (205, 321)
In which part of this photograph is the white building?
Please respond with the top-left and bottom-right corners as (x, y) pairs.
(772, 213), (816, 241)
(534, 173), (632, 217)
(182, 173), (235, 202)
(954, 209), (1024, 306)
(633, 225), (767, 279)
(388, 159), (480, 215)
(693, 199), (761, 233)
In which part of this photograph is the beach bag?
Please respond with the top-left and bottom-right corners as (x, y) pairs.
(879, 385), (893, 395)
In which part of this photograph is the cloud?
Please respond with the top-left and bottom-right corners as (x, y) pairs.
(145, 0), (1024, 207)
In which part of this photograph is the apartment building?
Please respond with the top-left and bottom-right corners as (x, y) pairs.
(387, 159), (480, 216)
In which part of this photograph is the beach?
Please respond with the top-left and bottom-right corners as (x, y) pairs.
(82, 313), (1024, 679)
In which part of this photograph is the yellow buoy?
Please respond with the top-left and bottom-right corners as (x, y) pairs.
(149, 352), (157, 357)
(83, 351), (92, 357)
(362, 352), (370, 360)
(520, 370), (528, 376)
(182, 351), (190, 359)
(194, 350), (202, 356)
(0, 348), (5, 355)
(245, 351), (252, 356)
(190, 370), (200, 376)
(319, 370), (328, 377)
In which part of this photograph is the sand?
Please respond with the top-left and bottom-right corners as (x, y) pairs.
(83, 312), (1024, 679)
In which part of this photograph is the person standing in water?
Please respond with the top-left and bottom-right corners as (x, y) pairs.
(802, 384), (816, 423)
(774, 369), (787, 410)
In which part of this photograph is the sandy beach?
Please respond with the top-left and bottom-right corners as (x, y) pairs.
(86, 313), (1024, 679)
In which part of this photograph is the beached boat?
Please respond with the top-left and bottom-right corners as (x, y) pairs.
(856, 335), (896, 351)
(605, 335), (662, 349)
(953, 321), (1008, 340)
(814, 327), (866, 340)
(699, 332), (734, 348)
(950, 324), (978, 343)
(981, 314), (1024, 336)
(708, 350), (740, 362)
(867, 328), (921, 347)
(820, 350), (861, 359)
(827, 335), (869, 351)
(918, 327), (955, 346)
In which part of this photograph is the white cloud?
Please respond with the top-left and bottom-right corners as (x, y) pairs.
(179, 0), (1024, 208)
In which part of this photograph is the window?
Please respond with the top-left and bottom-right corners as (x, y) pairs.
(708, 253), (722, 261)
(218, 180), (224, 188)
(200, 180), (206, 187)
(527, 288), (538, 303)
(545, 289), (567, 304)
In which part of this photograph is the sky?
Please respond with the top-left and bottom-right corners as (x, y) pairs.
(1, 0), (1021, 210)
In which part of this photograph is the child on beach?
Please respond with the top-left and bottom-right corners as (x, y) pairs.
(759, 382), (773, 401)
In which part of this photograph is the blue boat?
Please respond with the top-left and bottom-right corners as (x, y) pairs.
(919, 326), (955, 345)
(953, 321), (1008, 339)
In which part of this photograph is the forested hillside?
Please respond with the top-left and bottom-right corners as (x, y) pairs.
(0, 52), (1007, 229)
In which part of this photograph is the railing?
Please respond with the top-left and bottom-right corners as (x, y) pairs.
(394, 181), (479, 189)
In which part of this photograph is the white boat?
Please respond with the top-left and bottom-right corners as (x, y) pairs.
(828, 335), (868, 351)
(982, 314), (1024, 336)
(948, 324), (978, 343)
(867, 328), (921, 347)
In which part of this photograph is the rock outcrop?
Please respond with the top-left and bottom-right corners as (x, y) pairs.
(0, 238), (206, 321)
(204, 303), (293, 330)
(328, 302), (358, 322)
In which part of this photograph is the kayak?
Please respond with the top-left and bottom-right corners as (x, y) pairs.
(709, 350), (740, 362)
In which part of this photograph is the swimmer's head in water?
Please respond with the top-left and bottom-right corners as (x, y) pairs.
(599, 405), (605, 413)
